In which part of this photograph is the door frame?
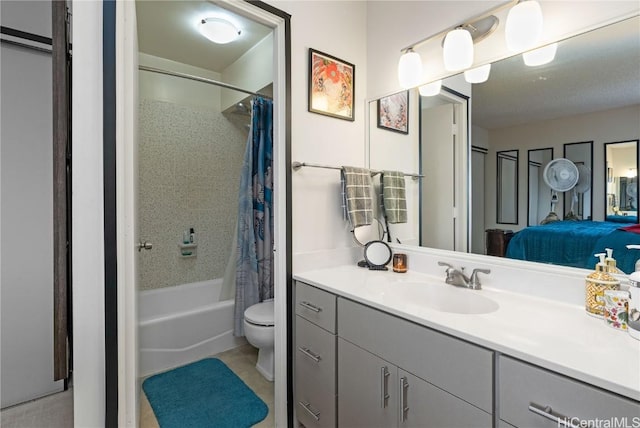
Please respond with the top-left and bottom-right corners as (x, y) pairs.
(114, 1), (291, 426)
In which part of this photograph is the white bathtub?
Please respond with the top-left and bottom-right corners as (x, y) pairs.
(139, 279), (246, 376)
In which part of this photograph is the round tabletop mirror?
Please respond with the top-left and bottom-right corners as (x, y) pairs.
(364, 240), (392, 268)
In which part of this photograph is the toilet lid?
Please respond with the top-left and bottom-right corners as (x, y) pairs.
(244, 301), (274, 326)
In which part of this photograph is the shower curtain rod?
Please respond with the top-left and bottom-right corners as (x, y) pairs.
(292, 161), (423, 179)
(138, 65), (273, 100)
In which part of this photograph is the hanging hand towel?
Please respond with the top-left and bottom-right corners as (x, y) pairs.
(341, 166), (374, 228)
(381, 170), (407, 224)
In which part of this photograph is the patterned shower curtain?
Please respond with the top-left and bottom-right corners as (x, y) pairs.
(234, 96), (274, 336)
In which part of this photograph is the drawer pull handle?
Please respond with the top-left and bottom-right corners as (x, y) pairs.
(299, 401), (320, 421)
(380, 366), (390, 408)
(297, 346), (321, 363)
(299, 301), (322, 313)
(528, 403), (582, 428)
(400, 377), (409, 422)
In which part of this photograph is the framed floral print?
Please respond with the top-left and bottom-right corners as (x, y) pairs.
(377, 91), (409, 134)
(308, 48), (355, 121)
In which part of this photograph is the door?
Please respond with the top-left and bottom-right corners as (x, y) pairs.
(398, 369), (492, 428)
(1, 41), (64, 407)
(116, 1), (140, 425)
(338, 338), (398, 428)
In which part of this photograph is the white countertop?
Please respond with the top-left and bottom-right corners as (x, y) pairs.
(294, 265), (640, 402)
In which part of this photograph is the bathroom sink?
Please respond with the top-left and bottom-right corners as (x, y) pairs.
(391, 282), (499, 314)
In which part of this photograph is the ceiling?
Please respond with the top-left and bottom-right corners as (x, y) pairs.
(135, 0), (271, 73)
(471, 15), (640, 130)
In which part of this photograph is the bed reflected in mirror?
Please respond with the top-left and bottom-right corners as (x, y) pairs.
(605, 140), (640, 223)
(497, 150), (518, 224)
(528, 148), (554, 226)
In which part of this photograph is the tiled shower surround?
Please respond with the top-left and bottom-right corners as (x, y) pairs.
(138, 99), (247, 290)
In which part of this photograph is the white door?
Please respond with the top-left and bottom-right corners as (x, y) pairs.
(1, 43), (64, 407)
(422, 103), (456, 250)
(116, 2), (140, 426)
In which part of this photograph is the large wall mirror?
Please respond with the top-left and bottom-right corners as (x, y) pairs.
(368, 14), (640, 271)
(605, 140), (640, 222)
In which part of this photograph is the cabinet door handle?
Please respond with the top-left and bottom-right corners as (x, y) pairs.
(298, 401), (320, 421)
(299, 301), (322, 313)
(297, 346), (321, 363)
(528, 403), (582, 428)
(400, 376), (409, 422)
(380, 366), (390, 408)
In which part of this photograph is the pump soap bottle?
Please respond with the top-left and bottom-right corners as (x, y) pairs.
(585, 253), (620, 318)
(625, 245), (640, 340)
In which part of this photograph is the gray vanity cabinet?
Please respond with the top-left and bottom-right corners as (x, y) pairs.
(295, 281), (337, 428)
(337, 298), (494, 428)
(498, 355), (640, 428)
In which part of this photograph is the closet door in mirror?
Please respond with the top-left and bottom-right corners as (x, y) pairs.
(497, 150), (519, 224)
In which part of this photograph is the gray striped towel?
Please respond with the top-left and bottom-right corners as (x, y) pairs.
(341, 166), (374, 228)
(381, 171), (407, 224)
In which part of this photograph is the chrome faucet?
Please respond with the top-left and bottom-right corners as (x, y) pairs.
(437, 262), (491, 290)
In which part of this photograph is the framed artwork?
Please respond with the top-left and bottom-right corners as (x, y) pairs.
(308, 48), (355, 121)
(377, 91), (409, 134)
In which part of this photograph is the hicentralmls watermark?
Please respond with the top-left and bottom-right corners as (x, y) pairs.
(558, 417), (640, 428)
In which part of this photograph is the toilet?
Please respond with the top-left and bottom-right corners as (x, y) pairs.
(243, 299), (275, 381)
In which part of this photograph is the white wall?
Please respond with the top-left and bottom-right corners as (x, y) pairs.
(485, 104), (640, 231)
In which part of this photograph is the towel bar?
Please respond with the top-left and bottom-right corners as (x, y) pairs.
(291, 161), (422, 179)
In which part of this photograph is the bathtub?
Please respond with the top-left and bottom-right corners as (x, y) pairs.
(139, 279), (246, 376)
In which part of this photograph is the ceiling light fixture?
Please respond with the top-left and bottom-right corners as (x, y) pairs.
(198, 17), (241, 44)
(505, 0), (543, 52)
(397, 49), (424, 89)
(523, 43), (558, 66)
(418, 80), (442, 97)
(443, 28), (474, 72)
(464, 63), (491, 83)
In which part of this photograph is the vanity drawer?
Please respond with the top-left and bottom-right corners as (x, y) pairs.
(295, 281), (337, 333)
(295, 315), (336, 389)
(338, 297), (493, 413)
(499, 355), (640, 428)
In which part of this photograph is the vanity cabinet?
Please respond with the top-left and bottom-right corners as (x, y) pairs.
(498, 355), (640, 428)
(295, 281), (337, 428)
(337, 298), (494, 428)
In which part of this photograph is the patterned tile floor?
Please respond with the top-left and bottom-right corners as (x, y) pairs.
(0, 388), (73, 428)
(140, 344), (275, 428)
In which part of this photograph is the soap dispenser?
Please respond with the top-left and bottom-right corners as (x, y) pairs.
(585, 253), (620, 318)
(604, 248), (621, 274)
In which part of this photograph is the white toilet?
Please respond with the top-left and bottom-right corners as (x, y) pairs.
(243, 299), (275, 381)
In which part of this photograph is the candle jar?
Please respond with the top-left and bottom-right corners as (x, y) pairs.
(393, 253), (407, 273)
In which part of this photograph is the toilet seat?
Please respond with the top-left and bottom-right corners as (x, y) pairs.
(244, 301), (274, 327)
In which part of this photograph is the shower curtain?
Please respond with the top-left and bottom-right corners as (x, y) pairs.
(234, 96), (274, 336)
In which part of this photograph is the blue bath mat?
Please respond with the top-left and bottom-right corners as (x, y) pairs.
(142, 358), (268, 428)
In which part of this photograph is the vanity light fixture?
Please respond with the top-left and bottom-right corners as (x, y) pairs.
(198, 17), (241, 44)
(464, 63), (491, 83)
(418, 80), (442, 97)
(443, 28), (474, 71)
(505, 0), (544, 52)
(523, 43), (558, 66)
(398, 49), (424, 89)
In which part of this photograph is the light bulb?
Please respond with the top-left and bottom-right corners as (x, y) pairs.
(464, 64), (491, 83)
(523, 43), (558, 66)
(398, 50), (423, 89)
(198, 18), (241, 44)
(505, 0), (543, 52)
(443, 28), (474, 72)
(418, 80), (442, 97)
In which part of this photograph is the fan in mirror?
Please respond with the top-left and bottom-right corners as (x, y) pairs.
(565, 163), (591, 220)
(541, 158), (579, 224)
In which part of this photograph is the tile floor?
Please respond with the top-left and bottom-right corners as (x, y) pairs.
(0, 388), (73, 428)
(140, 344), (275, 428)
